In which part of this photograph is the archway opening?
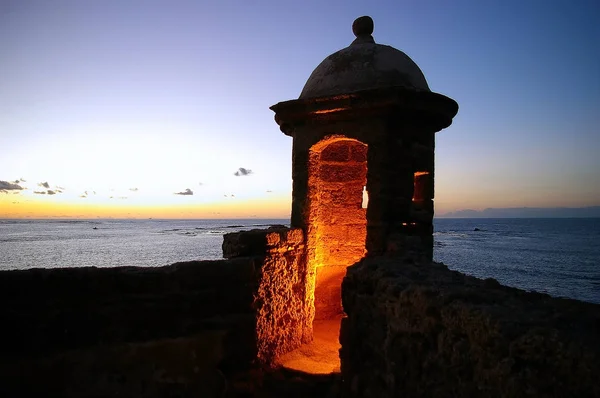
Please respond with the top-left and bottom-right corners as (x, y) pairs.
(278, 136), (367, 374)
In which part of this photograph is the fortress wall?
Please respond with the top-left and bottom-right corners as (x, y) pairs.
(341, 257), (600, 398)
(0, 226), (307, 397)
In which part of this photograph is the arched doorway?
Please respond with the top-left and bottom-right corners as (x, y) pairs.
(277, 136), (368, 374)
(307, 136), (368, 320)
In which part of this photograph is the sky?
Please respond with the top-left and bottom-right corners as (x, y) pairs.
(1, 0), (599, 219)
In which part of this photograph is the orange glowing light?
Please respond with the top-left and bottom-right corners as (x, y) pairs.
(313, 107), (347, 114)
(277, 316), (343, 374)
(277, 137), (368, 374)
(413, 171), (431, 202)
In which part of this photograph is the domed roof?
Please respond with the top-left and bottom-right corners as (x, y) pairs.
(299, 16), (430, 99)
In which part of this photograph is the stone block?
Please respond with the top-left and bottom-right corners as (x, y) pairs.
(315, 265), (348, 320)
(318, 186), (364, 208)
(319, 208), (366, 226)
(320, 140), (351, 162)
(222, 226), (295, 258)
(319, 164), (366, 183)
(349, 143), (368, 162)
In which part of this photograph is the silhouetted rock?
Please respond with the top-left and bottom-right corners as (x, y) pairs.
(341, 257), (600, 397)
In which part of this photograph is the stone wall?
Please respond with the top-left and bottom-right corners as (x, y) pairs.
(341, 257), (600, 398)
(286, 115), (436, 265)
(223, 227), (310, 362)
(0, 226), (307, 397)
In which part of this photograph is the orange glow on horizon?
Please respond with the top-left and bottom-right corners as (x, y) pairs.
(0, 195), (291, 219)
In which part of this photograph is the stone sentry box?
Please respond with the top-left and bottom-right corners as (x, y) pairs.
(3, 16), (599, 398)
(271, 16), (458, 321)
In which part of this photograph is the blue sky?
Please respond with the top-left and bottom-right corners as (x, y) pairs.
(1, 0), (598, 218)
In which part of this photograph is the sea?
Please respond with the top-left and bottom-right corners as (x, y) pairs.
(1, 218), (598, 305)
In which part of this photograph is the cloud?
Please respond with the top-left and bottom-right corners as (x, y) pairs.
(129, 188), (138, 192)
(234, 167), (253, 177)
(266, 190), (273, 193)
(0, 180), (25, 193)
(175, 188), (193, 196)
(33, 191), (46, 195)
(47, 190), (56, 195)
(198, 182), (204, 186)
(38, 182), (50, 188)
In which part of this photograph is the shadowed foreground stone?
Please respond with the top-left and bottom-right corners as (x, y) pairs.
(0, 227), (316, 398)
(341, 257), (600, 398)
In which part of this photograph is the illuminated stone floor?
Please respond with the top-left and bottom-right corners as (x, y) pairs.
(277, 315), (343, 374)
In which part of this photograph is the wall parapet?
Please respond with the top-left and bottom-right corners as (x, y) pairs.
(341, 257), (600, 397)
(224, 227), (311, 362)
(0, 226), (309, 397)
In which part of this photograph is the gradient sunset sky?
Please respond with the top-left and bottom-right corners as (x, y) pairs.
(1, 0), (599, 219)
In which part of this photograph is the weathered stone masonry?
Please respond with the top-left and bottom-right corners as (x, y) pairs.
(270, 16), (458, 328)
(1, 15), (600, 398)
(341, 258), (600, 398)
(0, 226), (306, 397)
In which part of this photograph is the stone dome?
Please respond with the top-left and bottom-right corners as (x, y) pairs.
(299, 16), (430, 99)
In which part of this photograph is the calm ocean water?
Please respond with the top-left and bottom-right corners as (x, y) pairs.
(1, 218), (599, 304)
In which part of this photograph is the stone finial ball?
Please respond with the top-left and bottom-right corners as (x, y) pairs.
(352, 16), (374, 37)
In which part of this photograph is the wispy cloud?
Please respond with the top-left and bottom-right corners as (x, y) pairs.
(0, 180), (25, 193)
(79, 190), (97, 198)
(175, 188), (193, 196)
(33, 182), (63, 195)
(234, 167), (253, 177)
(129, 188), (138, 192)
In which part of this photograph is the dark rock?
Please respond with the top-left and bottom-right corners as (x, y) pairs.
(340, 257), (600, 397)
